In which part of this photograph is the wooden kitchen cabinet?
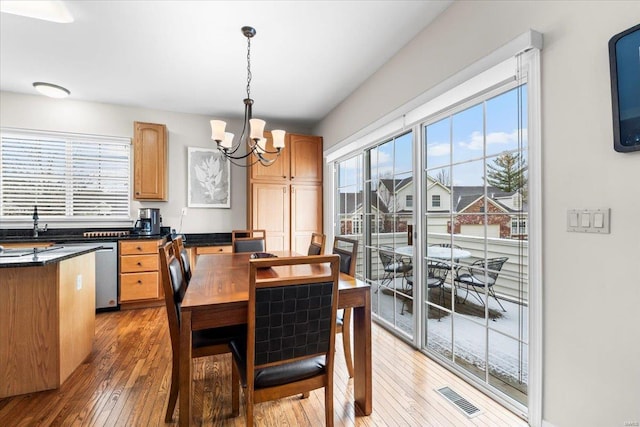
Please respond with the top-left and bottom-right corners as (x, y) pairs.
(133, 121), (167, 200)
(119, 239), (164, 307)
(248, 133), (323, 253)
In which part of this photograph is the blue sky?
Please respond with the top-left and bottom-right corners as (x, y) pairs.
(339, 84), (528, 189)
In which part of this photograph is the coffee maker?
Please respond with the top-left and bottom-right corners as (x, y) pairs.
(134, 208), (161, 235)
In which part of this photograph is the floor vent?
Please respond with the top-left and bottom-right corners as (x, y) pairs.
(436, 386), (482, 418)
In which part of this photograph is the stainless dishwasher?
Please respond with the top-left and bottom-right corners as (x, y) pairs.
(65, 241), (119, 311)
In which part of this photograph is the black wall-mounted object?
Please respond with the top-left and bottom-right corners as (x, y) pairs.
(609, 23), (640, 153)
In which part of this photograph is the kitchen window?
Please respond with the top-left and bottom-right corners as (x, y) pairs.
(0, 128), (131, 221)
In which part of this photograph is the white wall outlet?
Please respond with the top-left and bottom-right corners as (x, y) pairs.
(181, 207), (188, 216)
(76, 274), (82, 290)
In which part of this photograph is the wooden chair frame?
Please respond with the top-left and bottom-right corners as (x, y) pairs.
(332, 236), (358, 378)
(159, 241), (240, 422)
(231, 229), (267, 253)
(307, 232), (326, 255)
(171, 234), (191, 283)
(241, 254), (340, 426)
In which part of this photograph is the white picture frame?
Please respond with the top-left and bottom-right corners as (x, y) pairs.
(187, 147), (231, 208)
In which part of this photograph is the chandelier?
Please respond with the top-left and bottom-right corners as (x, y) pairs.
(210, 26), (285, 167)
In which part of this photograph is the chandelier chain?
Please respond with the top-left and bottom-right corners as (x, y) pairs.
(246, 37), (252, 99)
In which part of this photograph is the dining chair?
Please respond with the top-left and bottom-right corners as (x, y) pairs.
(171, 234), (192, 283)
(454, 256), (509, 312)
(232, 229), (266, 253)
(158, 241), (246, 422)
(403, 261), (450, 316)
(332, 236), (358, 378)
(229, 254), (340, 426)
(307, 232), (326, 255)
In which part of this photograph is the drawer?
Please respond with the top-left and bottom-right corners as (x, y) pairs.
(120, 272), (159, 301)
(120, 240), (160, 255)
(196, 245), (232, 255)
(120, 254), (159, 273)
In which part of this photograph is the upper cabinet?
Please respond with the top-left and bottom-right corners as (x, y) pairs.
(133, 121), (167, 201)
(250, 133), (322, 183)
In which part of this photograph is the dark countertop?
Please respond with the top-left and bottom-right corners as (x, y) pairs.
(0, 227), (171, 244)
(1, 228), (232, 248)
(0, 244), (104, 268)
(182, 233), (232, 248)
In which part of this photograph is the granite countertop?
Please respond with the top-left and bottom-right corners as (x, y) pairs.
(0, 244), (104, 268)
(182, 232), (232, 248)
(0, 227), (172, 244)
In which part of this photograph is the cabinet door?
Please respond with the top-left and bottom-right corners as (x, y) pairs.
(290, 134), (322, 183)
(291, 184), (322, 255)
(133, 122), (167, 200)
(250, 131), (290, 182)
(252, 183), (290, 251)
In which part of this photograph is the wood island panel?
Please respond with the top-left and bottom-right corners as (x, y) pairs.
(0, 253), (96, 398)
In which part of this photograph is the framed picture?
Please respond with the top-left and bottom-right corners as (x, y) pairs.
(609, 23), (640, 153)
(187, 147), (231, 208)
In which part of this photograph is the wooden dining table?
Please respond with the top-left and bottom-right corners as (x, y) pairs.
(179, 251), (372, 426)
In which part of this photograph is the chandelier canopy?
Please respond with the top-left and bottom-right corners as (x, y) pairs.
(210, 26), (285, 167)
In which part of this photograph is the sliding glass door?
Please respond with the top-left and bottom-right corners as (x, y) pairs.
(422, 83), (529, 406)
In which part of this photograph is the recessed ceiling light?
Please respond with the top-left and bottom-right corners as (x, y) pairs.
(0, 0), (73, 23)
(33, 82), (71, 98)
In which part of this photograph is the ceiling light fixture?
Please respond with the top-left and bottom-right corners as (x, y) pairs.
(210, 26), (285, 167)
(32, 82), (70, 98)
(0, 0), (74, 23)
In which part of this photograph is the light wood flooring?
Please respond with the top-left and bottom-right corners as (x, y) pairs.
(0, 307), (527, 426)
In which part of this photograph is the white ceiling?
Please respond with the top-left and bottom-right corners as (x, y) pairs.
(0, 1), (452, 128)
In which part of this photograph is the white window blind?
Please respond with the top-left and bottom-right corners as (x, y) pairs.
(0, 129), (131, 219)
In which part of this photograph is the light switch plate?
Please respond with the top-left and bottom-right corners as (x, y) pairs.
(567, 208), (610, 233)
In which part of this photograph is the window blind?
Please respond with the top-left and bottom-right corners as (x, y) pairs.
(0, 130), (131, 219)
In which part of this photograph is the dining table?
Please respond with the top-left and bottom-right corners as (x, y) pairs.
(178, 251), (372, 426)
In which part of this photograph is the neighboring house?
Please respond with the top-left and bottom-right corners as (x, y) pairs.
(340, 176), (528, 239)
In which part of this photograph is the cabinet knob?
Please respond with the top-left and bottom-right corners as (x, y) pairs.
(137, 262), (142, 266)
(136, 246), (142, 251)
(137, 280), (142, 284)
(282, 176), (286, 179)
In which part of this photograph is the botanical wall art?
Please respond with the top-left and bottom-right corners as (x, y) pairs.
(187, 147), (230, 208)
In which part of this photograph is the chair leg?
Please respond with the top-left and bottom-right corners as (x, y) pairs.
(231, 356), (240, 417)
(489, 287), (507, 312)
(246, 389), (254, 427)
(325, 381), (334, 427)
(165, 354), (179, 422)
(342, 308), (354, 378)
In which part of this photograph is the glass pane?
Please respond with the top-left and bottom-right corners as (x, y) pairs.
(426, 306), (452, 360)
(395, 132), (413, 175)
(453, 315), (486, 380)
(485, 85), (528, 157)
(425, 117), (451, 170)
(452, 104), (484, 164)
(488, 330), (528, 405)
(452, 159), (484, 188)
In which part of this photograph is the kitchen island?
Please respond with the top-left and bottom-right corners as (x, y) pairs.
(0, 245), (101, 398)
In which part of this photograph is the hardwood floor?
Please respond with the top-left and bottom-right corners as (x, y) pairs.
(0, 307), (527, 426)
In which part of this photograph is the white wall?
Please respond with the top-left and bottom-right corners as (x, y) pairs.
(315, 1), (640, 426)
(0, 91), (308, 233)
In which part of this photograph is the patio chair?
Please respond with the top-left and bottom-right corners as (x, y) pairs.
(378, 246), (412, 289)
(402, 261), (449, 316)
(454, 256), (508, 312)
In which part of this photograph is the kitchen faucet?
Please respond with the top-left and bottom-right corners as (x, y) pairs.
(32, 206), (48, 237)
